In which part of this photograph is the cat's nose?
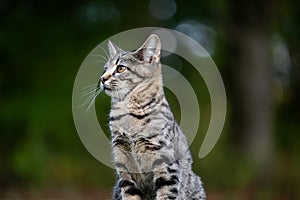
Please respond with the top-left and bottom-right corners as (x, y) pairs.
(101, 73), (112, 84)
(101, 76), (108, 84)
(101, 74), (111, 84)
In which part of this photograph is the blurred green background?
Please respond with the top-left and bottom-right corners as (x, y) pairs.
(1, 0), (299, 199)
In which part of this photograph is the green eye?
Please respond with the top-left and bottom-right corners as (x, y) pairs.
(116, 65), (126, 73)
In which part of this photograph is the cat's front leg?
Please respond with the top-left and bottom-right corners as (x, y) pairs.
(113, 142), (143, 200)
(116, 171), (142, 200)
(153, 158), (181, 200)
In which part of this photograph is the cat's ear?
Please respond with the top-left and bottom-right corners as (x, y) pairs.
(134, 34), (161, 63)
(107, 40), (122, 57)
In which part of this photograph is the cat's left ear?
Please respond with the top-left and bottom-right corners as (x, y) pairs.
(134, 34), (161, 63)
(107, 40), (122, 57)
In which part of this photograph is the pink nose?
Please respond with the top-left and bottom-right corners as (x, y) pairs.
(101, 74), (111, 84)
(101, 76), (108, 84)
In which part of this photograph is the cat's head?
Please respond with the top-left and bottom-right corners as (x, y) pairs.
(99, 34), (161, 101)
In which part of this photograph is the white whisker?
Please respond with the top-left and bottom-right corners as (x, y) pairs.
(90, 54), (108, 62)
(82, 85), (98, 93)
(86, 88), (103, 112)
(80, 88), (98, 98)
(80, 88), (97, 97)
(95, 44), (109, 60)
(82, 84), (98, 90)
(99, 45), (110, 59)
(77, 94), (95, 108)
(86, 95), (97, 112)
(87, 59), (107, 65)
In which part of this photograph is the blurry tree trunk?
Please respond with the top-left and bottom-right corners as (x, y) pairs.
(226, 0), (276, 181)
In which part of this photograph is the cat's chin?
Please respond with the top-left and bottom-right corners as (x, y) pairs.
(103, 88), (113, 96)
(104, 88), (129, 102)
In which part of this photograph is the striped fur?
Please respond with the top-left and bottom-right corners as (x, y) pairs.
(100, 34), (206, 200)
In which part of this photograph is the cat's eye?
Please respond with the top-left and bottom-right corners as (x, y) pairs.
(116, 65), (127, 73)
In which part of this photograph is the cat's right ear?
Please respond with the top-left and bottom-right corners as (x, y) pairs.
(133, 34), (161, 63)
(107, 40), (122, 57)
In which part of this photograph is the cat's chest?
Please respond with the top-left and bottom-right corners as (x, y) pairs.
(109, 108), (150, 134)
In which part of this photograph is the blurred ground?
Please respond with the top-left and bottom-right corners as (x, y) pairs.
(0, 188), (111, 200)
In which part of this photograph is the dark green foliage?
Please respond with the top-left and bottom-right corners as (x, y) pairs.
(0, 0), (299, 198)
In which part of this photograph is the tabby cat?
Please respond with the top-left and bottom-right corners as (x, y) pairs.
(98, 34), (206, 200)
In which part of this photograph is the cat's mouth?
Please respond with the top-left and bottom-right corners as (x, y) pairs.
(99, 81), (112, 91)
(103, 86), (112, 91)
